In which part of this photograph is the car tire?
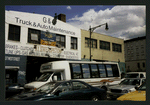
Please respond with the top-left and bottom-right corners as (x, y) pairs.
(91, 95), (100, 101)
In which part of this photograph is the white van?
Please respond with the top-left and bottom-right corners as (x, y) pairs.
(24, 61), (122, 91)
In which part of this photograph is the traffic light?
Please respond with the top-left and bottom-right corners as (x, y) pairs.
(105, 23), (109, 30)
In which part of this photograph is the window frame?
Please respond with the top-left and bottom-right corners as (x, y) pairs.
(71, 37), (78, 50)
(100, 40), (110, 50)
(70, 63), (120, 79)
(90, 64), (100, 78)
(98, 64), (107, 78)
(8, 24), (21, 41)
(85, 37), (97, 48)
(81, 64), (91, 79)
(28, 28), (41, 44)
(70, 63), (83, 79)
(112, 43), (122, 52)
(56, 34), (66, 48)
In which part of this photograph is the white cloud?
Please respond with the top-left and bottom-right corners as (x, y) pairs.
(67, 6), (71, 10)
(68, 5), (146, 40)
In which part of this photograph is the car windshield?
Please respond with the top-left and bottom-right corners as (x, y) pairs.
(138, 82), (146, 91)
(37, 72), (53, 82)
(119, 79), (140, 85)
(125, 74), (139, 78)
(35, 82), (59, 93)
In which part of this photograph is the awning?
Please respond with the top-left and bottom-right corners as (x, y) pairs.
(5, 66), (19, 71)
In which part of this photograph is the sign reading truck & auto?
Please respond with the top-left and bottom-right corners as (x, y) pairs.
(5, 10), (81, 60)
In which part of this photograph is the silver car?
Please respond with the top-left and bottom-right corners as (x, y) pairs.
(107, 78), (146, 99)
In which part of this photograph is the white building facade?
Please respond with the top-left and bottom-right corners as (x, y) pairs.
(5, 10), (81, 85)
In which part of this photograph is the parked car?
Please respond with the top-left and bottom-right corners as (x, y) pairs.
(6, 83), (24, 98)
(117, 82), (146, 101)
(107, 78), (146, 99)
(7, 80), (107, 101)
(125, 72), (146, 78)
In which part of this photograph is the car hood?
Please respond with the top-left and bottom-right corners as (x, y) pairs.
(8, 91), (47, 101)
(117, 91), (146, 101)
(24, 82), (47, 89)
(109, 85), (136, 90)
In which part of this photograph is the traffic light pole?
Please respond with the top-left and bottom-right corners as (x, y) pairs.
(89, 23), (109, 61)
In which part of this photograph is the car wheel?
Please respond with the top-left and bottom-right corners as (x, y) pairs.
(91, 95), (100, 101)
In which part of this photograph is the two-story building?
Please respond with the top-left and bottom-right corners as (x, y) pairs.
(5, 10), (81, 85)
(81, 29), (125, 74)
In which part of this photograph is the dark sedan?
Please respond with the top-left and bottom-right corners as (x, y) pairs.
(6, 83), (24, 98)
(7, 80), (106, 101)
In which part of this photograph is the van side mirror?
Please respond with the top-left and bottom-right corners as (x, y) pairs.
(53, 76), (57, 81)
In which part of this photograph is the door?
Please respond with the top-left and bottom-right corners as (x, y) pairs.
(50, 81), (74, 100)
(70, 81), (92, 100)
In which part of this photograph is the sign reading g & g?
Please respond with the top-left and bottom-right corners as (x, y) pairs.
(41, 31), (56, 46)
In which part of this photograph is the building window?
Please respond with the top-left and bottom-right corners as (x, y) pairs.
(143, 63), (145, 68)
(85, 38), (97, 48)
(85, 38), (90, 47)
(137, 63), (140, 68)
(56, 34), (65, 48)
(100, 40), (110, 50)
(71, 37), (77, 49)
(28, 28), (41, 44)
(8, 24), (20, 41)
(112, 43), (122, 52)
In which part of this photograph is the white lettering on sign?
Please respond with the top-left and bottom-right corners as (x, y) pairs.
(5, 44), (79, 60)
(15, 17), (76, 35)
(5, 56), (20, 61)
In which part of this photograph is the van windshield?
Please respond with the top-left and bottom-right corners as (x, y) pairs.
(37, 73), (53, 82)
(35, 82), (59, 93)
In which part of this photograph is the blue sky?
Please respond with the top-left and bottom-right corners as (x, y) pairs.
(5, 5), (114, 21)
(5, 5), (146, 40)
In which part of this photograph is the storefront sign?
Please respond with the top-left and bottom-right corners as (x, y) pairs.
(40, 31), (56, 46)
(5, 56), (20, 61)
(15, 17), (76, 35)
(5, 44), (79, 59)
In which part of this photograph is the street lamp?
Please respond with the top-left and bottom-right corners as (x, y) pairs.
(89, 23), (109, 61)
(52, 13), (58, 25)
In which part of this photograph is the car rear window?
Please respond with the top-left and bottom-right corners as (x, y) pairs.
(125, 74), (139, 78)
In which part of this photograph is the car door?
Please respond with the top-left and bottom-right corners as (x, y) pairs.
(52, 81), (74, 100)
(70, 81), (92, 100)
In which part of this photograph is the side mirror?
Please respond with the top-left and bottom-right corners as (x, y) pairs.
(54, 90), (62, 96)
(53, 76), (58, 81)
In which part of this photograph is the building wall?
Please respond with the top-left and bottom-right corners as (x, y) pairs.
(124, 36), (146, 72)
(5, 10), (81, 60)
(81, 29), (125, 73)
(5, 10), (81, 84)
(81, 29), (125, 62)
